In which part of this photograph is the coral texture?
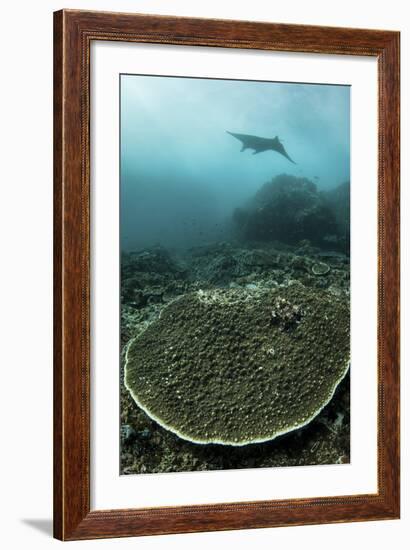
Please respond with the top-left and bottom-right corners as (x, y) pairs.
(311, 261), (331, 276)
(125, 284), (349, 445)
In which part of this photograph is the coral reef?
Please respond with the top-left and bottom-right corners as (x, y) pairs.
(121, 241), (350, 473)
(323, 181), (350, 254)
(121, 373), (350, 474)
(311, 261), (331, 276)
(233, 174), (347, 251)
(124, 284), (349, 445)
(121, 245), (188, 308)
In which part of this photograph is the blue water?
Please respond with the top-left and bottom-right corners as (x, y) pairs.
(120, 74), (350, 251)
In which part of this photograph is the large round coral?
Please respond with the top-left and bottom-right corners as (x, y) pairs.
(124, 284), (350, 445)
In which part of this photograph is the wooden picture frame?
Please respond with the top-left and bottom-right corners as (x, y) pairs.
(53, 9), (400, 540)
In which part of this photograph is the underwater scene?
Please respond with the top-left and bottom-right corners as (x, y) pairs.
(120, 74), (350, 475)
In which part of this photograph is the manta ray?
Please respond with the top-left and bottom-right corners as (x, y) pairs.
(227, 131), (296, 164)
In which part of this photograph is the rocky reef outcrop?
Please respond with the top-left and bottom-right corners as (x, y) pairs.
(233, 174), (348, 252)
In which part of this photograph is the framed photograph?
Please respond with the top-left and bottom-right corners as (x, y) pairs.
(54, 9), (400, 540)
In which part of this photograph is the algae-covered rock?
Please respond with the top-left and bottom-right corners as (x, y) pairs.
(124, 285), (349, 446)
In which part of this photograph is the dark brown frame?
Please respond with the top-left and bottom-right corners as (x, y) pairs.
(54, 9), (400, 541)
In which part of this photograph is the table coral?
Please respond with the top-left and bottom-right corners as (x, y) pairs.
(124, 284), (349, 445)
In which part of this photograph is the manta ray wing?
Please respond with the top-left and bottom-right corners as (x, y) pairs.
(273, 140), (296, 164)
(227, 131), (296, 163)
(273, 142), (296, 164)
(226, 131), (268, 151)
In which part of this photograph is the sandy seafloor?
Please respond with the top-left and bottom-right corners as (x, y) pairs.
(120, 240), (350, 475)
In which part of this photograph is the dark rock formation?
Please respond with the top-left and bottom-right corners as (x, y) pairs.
(233, 174), (343, 249)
